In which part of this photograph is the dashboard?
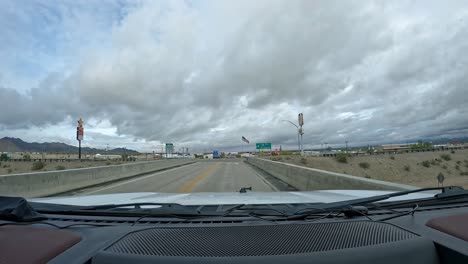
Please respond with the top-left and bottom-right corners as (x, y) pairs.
(1, 203), (468, 264)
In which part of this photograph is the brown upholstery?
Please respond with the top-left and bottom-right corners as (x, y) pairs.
(426, 213), (468, 242)
(0, 226), (81, 264)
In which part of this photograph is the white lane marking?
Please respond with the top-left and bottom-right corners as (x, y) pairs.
(79, 163), (198, 195)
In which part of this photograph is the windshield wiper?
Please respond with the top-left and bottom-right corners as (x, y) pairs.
(291, 186), (467, 219)
(33, 202), (204, 216)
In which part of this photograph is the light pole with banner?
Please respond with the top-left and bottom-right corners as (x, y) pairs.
(298, 113), (304, 155)
(76, 118), (84, 160)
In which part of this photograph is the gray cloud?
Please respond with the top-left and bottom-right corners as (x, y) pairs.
(1, 0), (468, 151)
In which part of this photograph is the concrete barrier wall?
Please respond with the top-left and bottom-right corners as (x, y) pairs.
(0, 159), (194, 198)
(246, 158), (417, 191)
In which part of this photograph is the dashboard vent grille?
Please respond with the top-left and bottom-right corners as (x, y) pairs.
(105, 221), (417, 257)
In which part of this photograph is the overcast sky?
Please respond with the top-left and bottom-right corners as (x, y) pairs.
(1, 0), (468, 152)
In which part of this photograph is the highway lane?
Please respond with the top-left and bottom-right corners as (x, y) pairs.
(72, 160), (278, 196)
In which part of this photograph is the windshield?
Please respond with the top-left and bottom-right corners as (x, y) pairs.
(0, 1), (467, 206)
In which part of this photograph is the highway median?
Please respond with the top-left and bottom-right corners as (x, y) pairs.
(0, 159), (195, 198)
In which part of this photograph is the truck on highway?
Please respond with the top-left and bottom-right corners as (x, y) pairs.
(213, 150), (220, 159)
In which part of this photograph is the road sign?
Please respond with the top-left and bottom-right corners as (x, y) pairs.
(256, 143), (272, 150)
(437, 172), (445, 187)
(298, 113), (304, 126)
(166, 143), (174, 148)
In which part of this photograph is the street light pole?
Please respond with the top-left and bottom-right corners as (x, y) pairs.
(281, 120), (300, 152)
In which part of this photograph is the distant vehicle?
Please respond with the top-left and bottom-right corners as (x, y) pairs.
(213, 150), (220, 159)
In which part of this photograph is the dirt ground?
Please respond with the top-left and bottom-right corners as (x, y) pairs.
(0, 160), (131, 175)
(272, 149), (468, 189)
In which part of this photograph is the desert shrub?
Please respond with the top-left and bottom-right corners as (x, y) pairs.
(404, 165), (410, 171)
(421, 160), (430, 168)
(451, 150), (455, 154)
(440, 154), (451, 161)
(106, 161), (112, 165)
(442, 164), (448, 169)
(272, 157), (283, 161)
(456, 165), (460, 170)
(23, 154), (31, 161)
(7, 168), (13, 173)
(0, 154), (9, 161)
(300, 158), (307, 165)
(336, 153), (348, 163)
(364, 174), (371, 179)
(390, 155), (395, 160)
(55, 165), (66, 170)
(456, 161), (461, 165)
(32, 161), (45, 171)
(359, 162), (370, 169)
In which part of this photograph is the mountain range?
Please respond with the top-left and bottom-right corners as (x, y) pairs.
(0, 137), (139, 154)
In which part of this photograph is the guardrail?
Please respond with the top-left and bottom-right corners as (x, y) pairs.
(0, 159), (195, 198)
(245, 158), (416, 191)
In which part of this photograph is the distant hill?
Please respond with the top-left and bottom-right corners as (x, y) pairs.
(0, 137), (139, 154)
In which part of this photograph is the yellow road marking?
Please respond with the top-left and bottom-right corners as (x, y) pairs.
(177, 162), (221, 193)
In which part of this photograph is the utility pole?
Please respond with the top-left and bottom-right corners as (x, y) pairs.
(281, 120), (300, 152)
(345, 141), (348, 153)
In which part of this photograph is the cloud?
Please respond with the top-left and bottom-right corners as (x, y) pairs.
(1, 0), (468, 151)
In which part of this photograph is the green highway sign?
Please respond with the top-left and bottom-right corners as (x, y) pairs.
(166, 143), (174, 148)
(256, 143), (272, 150)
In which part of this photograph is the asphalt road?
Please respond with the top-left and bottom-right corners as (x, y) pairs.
(73, 161), (278, 196)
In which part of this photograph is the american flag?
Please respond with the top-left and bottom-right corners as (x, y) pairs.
(242, 136), (250, 144)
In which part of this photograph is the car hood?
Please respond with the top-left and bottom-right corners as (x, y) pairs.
(31, 190), (436, 206)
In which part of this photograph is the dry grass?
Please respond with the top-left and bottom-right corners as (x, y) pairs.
(276, 149), (468, 189)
